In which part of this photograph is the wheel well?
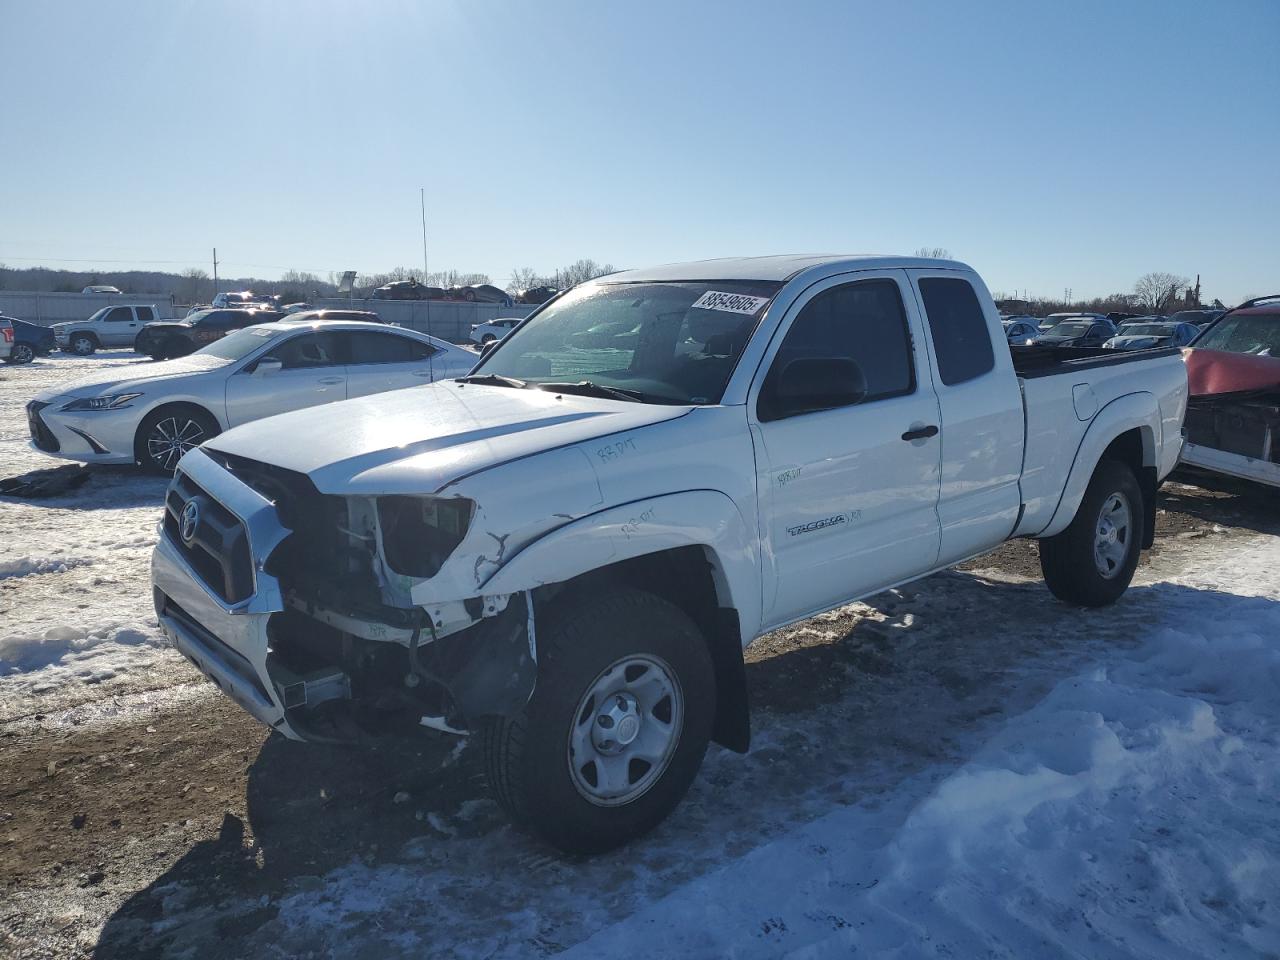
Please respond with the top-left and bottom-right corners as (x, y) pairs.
(1101, 428), (1157, 549)
(536, 545), (751, 753)
(71, 330), (100, 345)
(132, 402), (219, 460)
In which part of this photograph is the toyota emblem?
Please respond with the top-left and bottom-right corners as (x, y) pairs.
(180, 499), (201, 545)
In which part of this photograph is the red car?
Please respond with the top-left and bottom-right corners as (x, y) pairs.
(1180, 295), (1280, 489)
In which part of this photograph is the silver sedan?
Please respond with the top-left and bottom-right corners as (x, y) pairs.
(26, 320), (478, 473)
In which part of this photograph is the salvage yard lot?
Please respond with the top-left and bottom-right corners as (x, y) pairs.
(2, 354), (1278, 959)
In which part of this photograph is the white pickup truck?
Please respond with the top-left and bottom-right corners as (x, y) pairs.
(150, 255), (1187, 853)
(53, 304), (161, 355)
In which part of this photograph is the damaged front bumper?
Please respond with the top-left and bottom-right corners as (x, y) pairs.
(150, 449), (537, 743)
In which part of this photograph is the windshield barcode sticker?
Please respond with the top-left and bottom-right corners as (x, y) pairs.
(691, 291), (770, 315)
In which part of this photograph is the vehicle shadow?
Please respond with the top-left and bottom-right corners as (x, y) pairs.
(91, 575), (1275, 959)
(0, 464), (168, 509)
(1163, 471), (1280, 536)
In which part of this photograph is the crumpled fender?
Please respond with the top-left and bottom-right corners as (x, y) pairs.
(479, 489), (761, 646)
(1038, 393), (1160, 538)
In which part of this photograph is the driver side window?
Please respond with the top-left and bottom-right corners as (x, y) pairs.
(758, 279), (915, 420)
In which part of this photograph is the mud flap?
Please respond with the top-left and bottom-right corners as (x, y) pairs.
(424, 593), (536, 720)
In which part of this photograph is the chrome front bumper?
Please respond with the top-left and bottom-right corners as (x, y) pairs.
(150, 448), (299, 737)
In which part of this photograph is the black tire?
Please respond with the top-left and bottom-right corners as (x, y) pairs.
(1039, 458), (1144, 607)
(134, 405), (220, 474)
(480, 587), (716, 854)
(481, 333), (497, 344)
(6, 343), (35, 364)
(69, 334), (97, 356)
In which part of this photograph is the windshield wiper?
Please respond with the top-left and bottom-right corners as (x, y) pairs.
(457, 373), (527, 389)
(535, 381), (652, 403)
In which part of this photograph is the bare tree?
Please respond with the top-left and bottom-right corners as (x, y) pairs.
(552, 259), (618, 289)
(914, 247), (952, 259)
(508, 267), (540, 292)
(181, 267), (209, 304)
(1132, 272), (1189, 314)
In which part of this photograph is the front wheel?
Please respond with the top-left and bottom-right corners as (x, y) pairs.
(69, 334), (97, 356)
(480, 587), (715, 854)
(1039, 459), (1144, 607)
(135, 406), (220, 474)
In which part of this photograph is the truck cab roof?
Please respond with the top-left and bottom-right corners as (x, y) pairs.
(604, 254), (972, 284)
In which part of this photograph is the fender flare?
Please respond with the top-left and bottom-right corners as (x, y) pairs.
(1038, 392), (1160, 538)
(480, 489), (761, 647)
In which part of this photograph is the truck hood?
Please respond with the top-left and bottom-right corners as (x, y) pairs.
(34, 354), (227, 403)
(203, 380), (695, 495)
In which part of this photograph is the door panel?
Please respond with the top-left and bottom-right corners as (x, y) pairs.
(224, 332), (347, 426)
(908, 271), (1025, 564)
(752, 271), (942, 628)
(101, 307), (137, 347)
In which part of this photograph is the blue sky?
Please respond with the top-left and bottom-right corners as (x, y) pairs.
(2, 0), (1276, 302)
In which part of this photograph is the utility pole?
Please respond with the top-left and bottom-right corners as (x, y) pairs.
(212, 247), (219, 296)
(420, 188), (432, 366)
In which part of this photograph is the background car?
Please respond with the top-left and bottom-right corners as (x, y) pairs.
(1037, 311), (1107, 332)
(469, 317), (522, 345)
(28, 320), (478, 473)
(134, 308), (282, 359)
(1169, 308), (1225, 328)
(517, 285), (558, 305)
(2, 316), (56, 364)
(447, 283), (513, 305)
(1034, 318), (1118, 348)
(81, 285), (122, 294)
(370, 279), (445, 301)
(282, 308), (391, 325)
(1103, 321), (1200, 350)
(52, 304), (161, 355)
(211, 291), (259, 308)
(1001, 318), (1041, 344)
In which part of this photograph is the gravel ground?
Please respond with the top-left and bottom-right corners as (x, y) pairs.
(1, 352), (1276, 959)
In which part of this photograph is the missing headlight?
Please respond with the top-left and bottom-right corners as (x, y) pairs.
(377, 496), (474, 578)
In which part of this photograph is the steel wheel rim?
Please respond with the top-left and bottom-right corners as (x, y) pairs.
(567, 654), (683, 807)
(72, 338), (93, 355)
(1093, 491), (1132, 579)
(147, 417), (206, 472)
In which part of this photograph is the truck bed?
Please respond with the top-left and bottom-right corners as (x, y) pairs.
(1009, 343), (1181, 376)
(1011, 345), (1188, 537)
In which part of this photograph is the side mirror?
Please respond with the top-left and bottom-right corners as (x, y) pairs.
(253, 357), (283, 376)
(768, 356), (868, 420)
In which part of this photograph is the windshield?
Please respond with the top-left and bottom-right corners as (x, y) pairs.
(473, 280), (782, 404)
(1122, 324), (1173, 337)
(194, 326), (276, 361)
(85, 307), (110, 322)
(1046, 321), (1093, 337)
(1192, 314), (1280, 357)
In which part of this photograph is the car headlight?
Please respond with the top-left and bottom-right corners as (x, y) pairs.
(377, 496), (474, 578)
(61, 393), (143, 411)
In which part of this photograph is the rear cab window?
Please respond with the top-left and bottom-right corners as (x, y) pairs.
(917, 277), (995, 385)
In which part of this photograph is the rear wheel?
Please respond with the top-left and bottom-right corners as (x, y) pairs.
(481, 333), (497, 344)
(69, 334), (97, 356)
(135, 406), (220, 474)
(6, 343), (35, 364)
(1039, 459), (1144, 607)
(480, 587), (715, 854)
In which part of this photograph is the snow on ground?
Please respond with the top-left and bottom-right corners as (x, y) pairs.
(568, 536), (1280, 960)
(0, 354), (191, 722)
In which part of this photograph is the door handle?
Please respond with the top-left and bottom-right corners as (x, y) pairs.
(901, 425), (939, 441)
(317, 377), (344, 385)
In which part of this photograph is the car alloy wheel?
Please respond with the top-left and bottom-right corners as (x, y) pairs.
(147, 416), (208, 472)
(71, 336), (95, 355)
(9, 344), (35, 364)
